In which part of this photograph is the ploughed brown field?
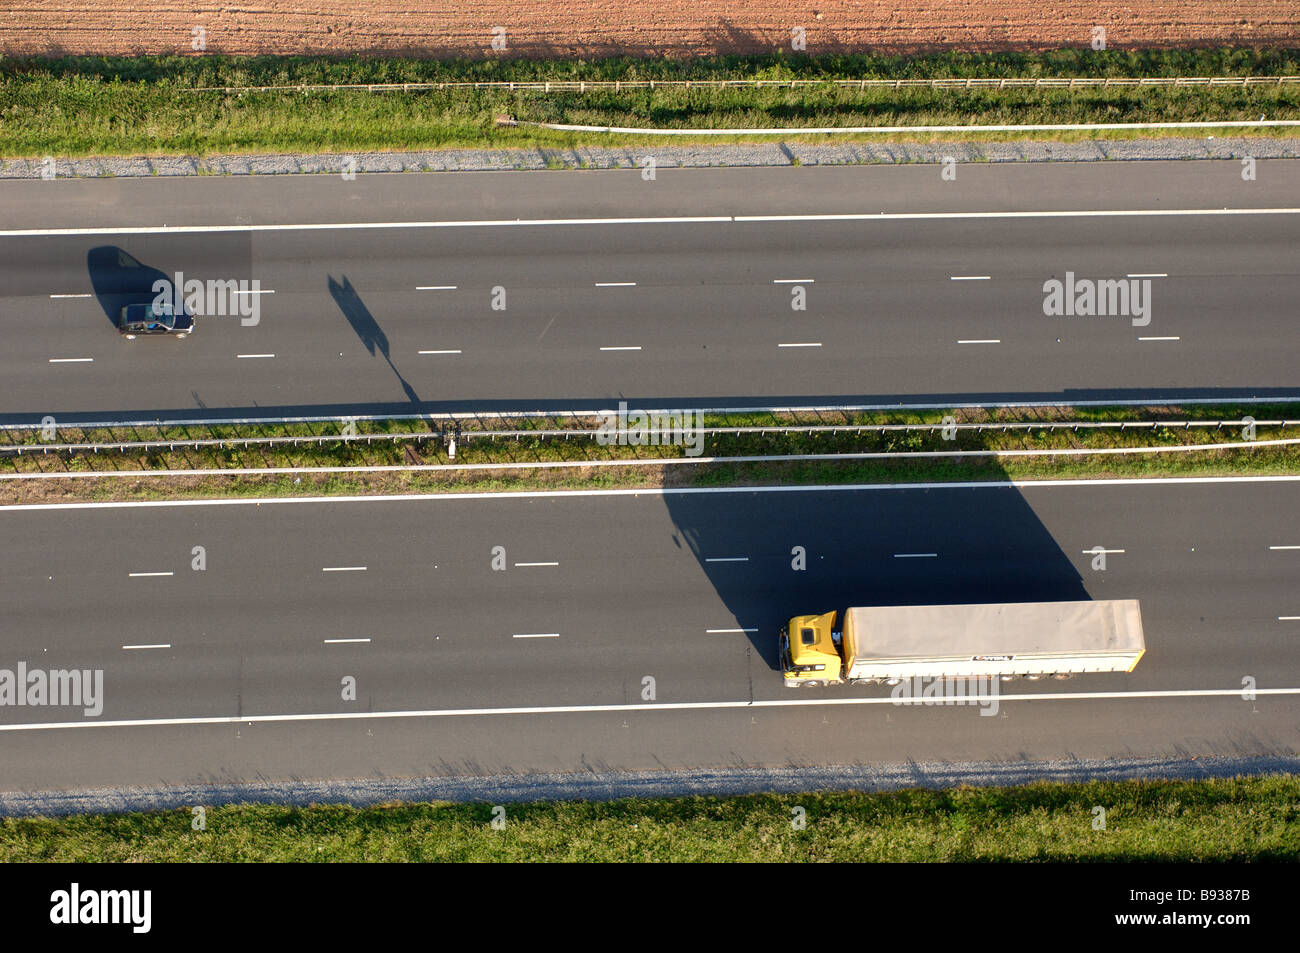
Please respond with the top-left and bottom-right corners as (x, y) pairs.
(2, 1), (1296, 59)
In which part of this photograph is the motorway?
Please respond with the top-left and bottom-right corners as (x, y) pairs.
(0, 478), (1296, 791)
(1, 161), (1299, 423)
(1, 159), (1298, 798)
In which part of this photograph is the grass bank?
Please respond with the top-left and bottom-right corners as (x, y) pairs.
(3, 49), (1299, 158)
(3, 776), (1295, 861)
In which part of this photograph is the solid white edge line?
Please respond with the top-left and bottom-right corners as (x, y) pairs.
(236, 353), (275, 359)
(48, 293), (92, 298)
(1279, 617), (1300, 621)
(6, 208), (1300, 238)
(121, 644), (170, 651)
(18, 394), (1300, 430)
(893, 553), (938, 558)
(706, 628), (759, 633)
(48, 358), (93, 363)
(950, 276), (991, 280)
(1138, 336), (1181, 341)
(599, 346), (642, 351)
(231, 289), (274, 295)
(737, 209), (1300, 223)
(321, 566), (367, 572)
(958, 339), (1001, 344)
(1083, 549), (1127, 554)
(773, 279), (814, 284)
(416, 285), (458, 290)
(594, 282), (637, 287)
(778, 342), (822, 348)
(1270, 546), (1300, 550)
(418, 349), (462, 355)
(1126, 273), (1168, 278)
(705, 557), (749, 562)
(323, 638), (371, 644)
(4, 688), (1299, 731)
(513, 633), (560, 639)
(128, 571), (173, 577)
(514, 562), (559, 567)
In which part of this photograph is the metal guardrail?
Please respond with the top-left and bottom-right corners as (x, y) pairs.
(183, 76), (1300, 94)
(1, 419), (1293, 456)
(4, 437), (1299, 482)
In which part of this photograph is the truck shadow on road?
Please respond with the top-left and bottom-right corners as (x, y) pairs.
(661, 476), (1092, 674)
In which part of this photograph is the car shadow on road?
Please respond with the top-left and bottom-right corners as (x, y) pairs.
(87, 246), (172, 331)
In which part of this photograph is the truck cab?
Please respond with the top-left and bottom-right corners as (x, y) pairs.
(779, 611), (841, 687)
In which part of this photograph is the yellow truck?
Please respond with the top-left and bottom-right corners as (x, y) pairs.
(779, 599), (1145, 687)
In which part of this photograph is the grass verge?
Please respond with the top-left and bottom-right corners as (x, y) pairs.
(3, 49), (1300, 158)
(2, 776), (1296, 861)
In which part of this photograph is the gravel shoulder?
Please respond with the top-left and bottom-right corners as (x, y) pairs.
(6, 135), (1300, 178)
(3, 756), (1296, 817)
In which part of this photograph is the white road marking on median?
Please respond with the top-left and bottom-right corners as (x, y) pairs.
(323, 638), (371, 644)
(128, 571), (173, 578)
(705, 557), (749, 563)
(600, 346), (642, 351)
(121, 644), (171, 651)
(707, 628), (759, 633)
(417, 285), (458, 291)
(1138, 336), (1180, 342)
(958, 339), (1000, 344)
(1269, 545), (1300, 550)
(893, 553), (938, 558)
(1126, 273), (1168, 278)
(237, 353), (275, 359)
(418, 349), (462, 355)
(595, 282), (637, 287)
(514, 561), (559, 567)
(513, 633), (560, 639)
(950, 275), (991, 281)
(322, 566), (367, 572)
(773, 278), (814, 284)
(778, 342), (821, 348)
(48, 357), (94, 363)
(7, 687), (1300, 732)
(1279, 616), (1300, 621)
(48, 293), (92, 299)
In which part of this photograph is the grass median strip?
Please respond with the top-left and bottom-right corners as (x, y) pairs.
(4, 48), (1300, 159)
(1, 776), (1295, 861)
(2, 403), (1298, 504)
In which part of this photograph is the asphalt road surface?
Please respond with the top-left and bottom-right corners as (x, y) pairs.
(1, 161), (1298, 423)
(0, 477), (1296, 793)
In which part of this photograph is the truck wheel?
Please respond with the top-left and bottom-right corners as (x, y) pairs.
(1052, 673), (1073, 680)
(802, 680), (822, 689)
